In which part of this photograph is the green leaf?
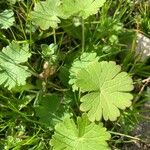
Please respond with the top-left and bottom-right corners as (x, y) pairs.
(69, 52), (99, 91)
(76, 61), (134, 121)
(35, 94), (71, 128)
(30, 0), (62, 30)
(30, 0), (106, 30)
(61, 0), (106, 19)
(0, 41), (31, 90)
(50, 114), (111, 150)
(0, 9), (15, 29)
(41, 43), (57, 58)
(7, 0), (22, 5)
(60, 0), (79, 18)
(41, 43), (58, 64)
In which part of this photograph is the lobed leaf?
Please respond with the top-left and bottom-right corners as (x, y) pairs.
(0, 9), (15, 29)
(76, 61), (134, 121)
(30, 0), (106, 30)
(69, 52), (99, 91)
(50, 114), (111, 150)
(0, 41), (31, 90)
(61, 0), (106, 19)
(30, 0), (62, 30)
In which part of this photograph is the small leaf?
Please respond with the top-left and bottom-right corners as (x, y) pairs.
(50, 114), (111, 150)
(0, 9), (15, 29)
(76, 61), (134, 121)
(41, 44), (58, 58)
(41, 43), (58, 64)
(69, 52), (99, 91)
(30, 0), (62, 30)
(0, 41), (31, 90)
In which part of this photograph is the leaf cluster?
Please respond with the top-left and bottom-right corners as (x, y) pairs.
(0, 0), (150, 150)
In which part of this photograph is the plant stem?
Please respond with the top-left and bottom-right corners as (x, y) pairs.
(9, 28), (16, 40)
(133, 77), (150, 105)
(109, 131), (143, 142)
(81, 18), (85, 53)
(53, 28), (56, 44)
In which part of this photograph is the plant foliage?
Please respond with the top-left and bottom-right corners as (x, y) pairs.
(50, 114), (111, 150)
(76, 61), (134, 121)
(31, 0), (62, 30)
(0, 41), (31, 89)
(69, 52), (99, 91)
(35, 93), (70, 128)
(0, 9), (15, 29)
(61, 0), (106, 19)
(0, 0), (149, 149)
(31, 0), (106, 30)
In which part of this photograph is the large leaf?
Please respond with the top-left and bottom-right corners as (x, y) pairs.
(30, 0), (106, 30)
(69, 52), (99, 91)
(76, 61), (134, 121)
(50, 114), (111, 150)
(61, 0), (106, 19)
(35, 93), (71, 128)
(0, 9), (15, 29)
(0, 41), (31, 90)
(30, 0), (62, 30)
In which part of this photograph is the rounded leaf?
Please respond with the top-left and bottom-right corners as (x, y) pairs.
(76, 61), (134, 121)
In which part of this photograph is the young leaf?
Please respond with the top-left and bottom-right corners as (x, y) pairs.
(0, 9), (15, 29)
(30, 0), (62, 30)
(50, 114), (111, 150)
(76, 61), (134, 121)
(41, 43), (58, 65)
(0, 41), (31, 90)
(69, 52), (99, 91)
(61, 0), (106, 19)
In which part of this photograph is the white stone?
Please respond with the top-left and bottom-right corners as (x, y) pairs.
(136, 33), (150, 60)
